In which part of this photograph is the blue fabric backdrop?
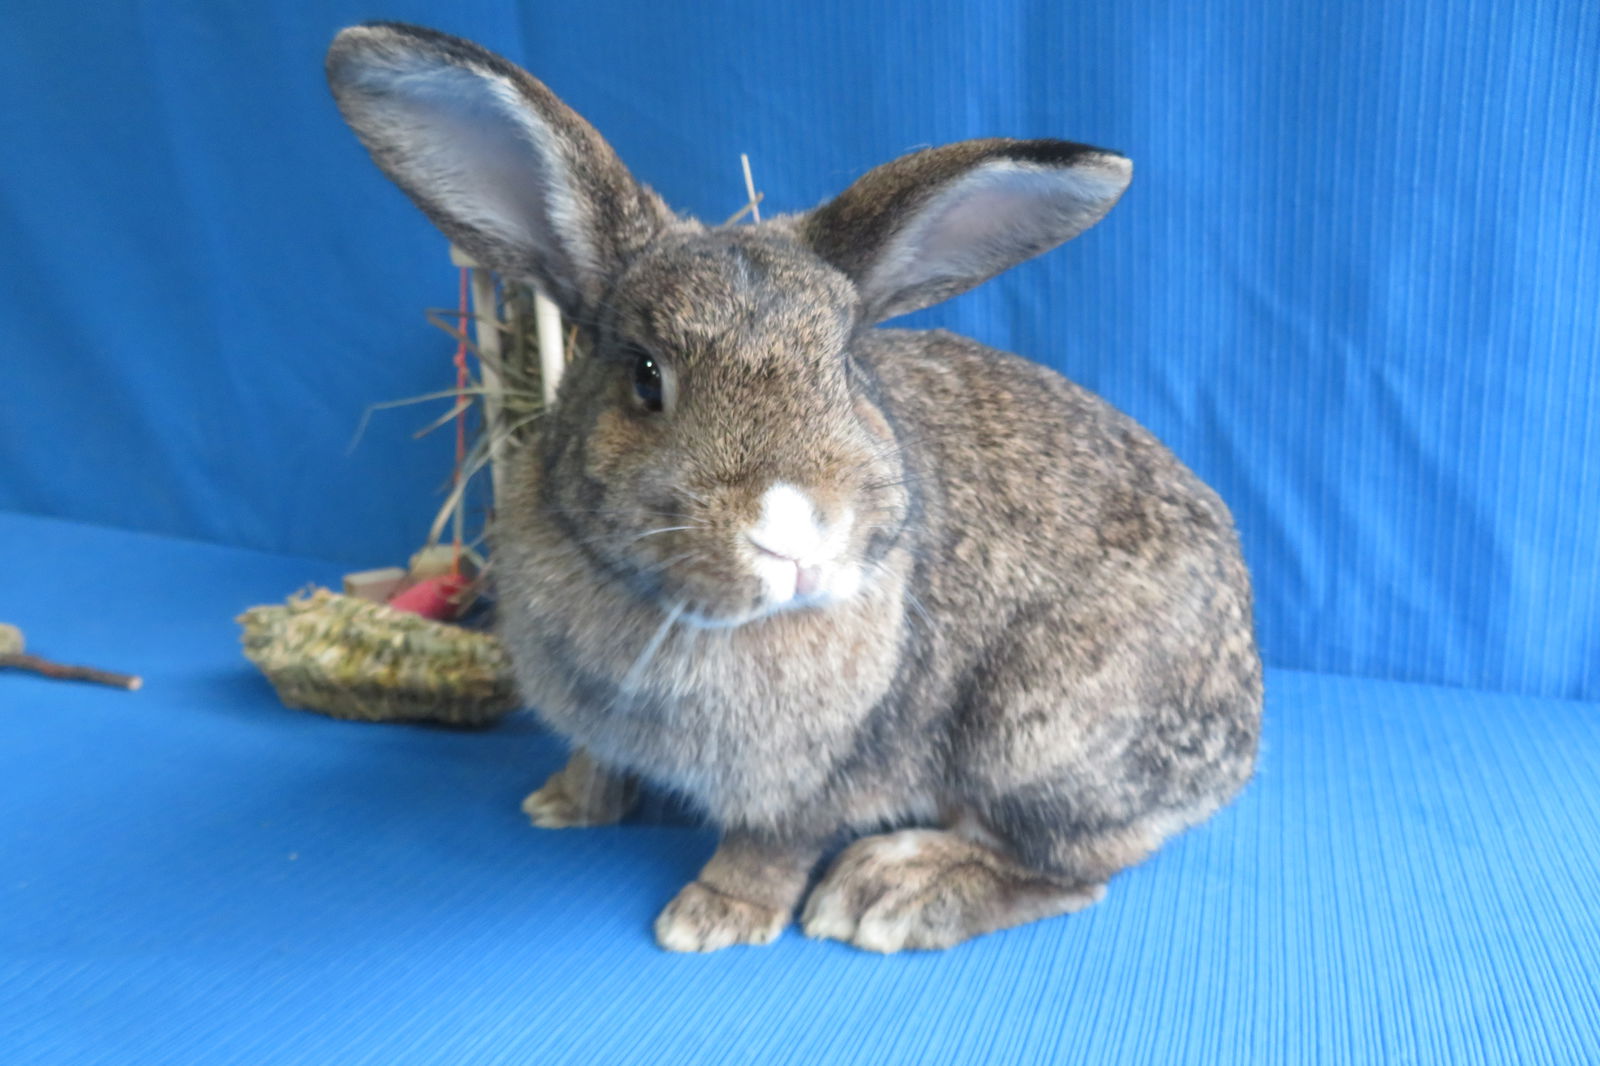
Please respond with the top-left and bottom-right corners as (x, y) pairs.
(1, 0), (1596, 700)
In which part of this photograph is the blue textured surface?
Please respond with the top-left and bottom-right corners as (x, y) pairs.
(2, 3), (1598, 698)
(2, 511), (1598, 1064)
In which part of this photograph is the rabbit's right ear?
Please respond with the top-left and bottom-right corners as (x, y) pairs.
(326, 22), (671, 321)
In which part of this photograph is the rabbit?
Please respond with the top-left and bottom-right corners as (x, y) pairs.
(327, 21), (1262, 954)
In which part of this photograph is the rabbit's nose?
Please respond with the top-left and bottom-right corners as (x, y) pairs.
(746, 482), (827, 564)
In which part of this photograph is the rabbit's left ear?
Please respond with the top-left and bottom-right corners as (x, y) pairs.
(803, 140), (1131, 324)
(326, 21), (671, 322)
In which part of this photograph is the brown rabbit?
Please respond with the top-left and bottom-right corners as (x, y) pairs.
(328, 22), (1261, 953)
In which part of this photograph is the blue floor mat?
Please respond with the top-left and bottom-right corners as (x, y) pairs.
(2, 511), (1596, 1065)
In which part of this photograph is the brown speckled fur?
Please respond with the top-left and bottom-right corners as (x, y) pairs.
(328, 22), (1262, 954)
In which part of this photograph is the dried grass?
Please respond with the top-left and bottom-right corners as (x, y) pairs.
(237, 588), (517, 725)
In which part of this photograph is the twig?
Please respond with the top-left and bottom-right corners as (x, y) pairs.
(0, 653), (142, 691)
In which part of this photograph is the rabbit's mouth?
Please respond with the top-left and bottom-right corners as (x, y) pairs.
(677, 556), (866, 630)
(742, 483), (858, 605)
(643, 481), (867, 629)
(659, 546), (865, 629)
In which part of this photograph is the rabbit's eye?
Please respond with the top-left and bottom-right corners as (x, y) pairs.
(632, 351), (665, 413)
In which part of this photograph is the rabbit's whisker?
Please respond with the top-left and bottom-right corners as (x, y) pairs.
(629, 525), (698, 543)
(620, 600), (686, 695)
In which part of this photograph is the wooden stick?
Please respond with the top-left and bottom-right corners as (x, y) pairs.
(467, 264), (508, 507)
(0, 653), (142, 691)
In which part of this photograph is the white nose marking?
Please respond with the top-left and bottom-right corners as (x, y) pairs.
(747, 482), (824, 562)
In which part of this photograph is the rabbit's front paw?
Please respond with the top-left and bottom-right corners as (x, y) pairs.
(521, 781), (602, 828)
(802, 829), (1104, 953)
(655, 881), (788, 952)
(522, 752), (637, 828)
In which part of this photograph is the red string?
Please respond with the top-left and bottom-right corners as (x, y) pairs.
(451, 267), (470, 580)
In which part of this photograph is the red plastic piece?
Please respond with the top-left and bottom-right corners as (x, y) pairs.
(386, 574), (471, 621)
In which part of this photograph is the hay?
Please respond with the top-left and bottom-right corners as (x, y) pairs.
(237, 588), (518, 725)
